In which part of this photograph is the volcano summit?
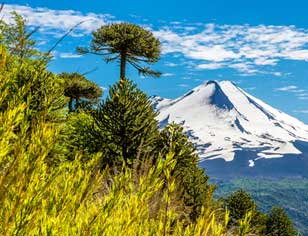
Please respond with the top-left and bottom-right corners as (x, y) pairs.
(151, 81), (308, 177)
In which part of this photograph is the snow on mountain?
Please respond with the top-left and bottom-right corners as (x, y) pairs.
(151, 80), (308, 171)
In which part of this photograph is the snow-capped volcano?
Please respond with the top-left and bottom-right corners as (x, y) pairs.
(152, 80), (308, 175)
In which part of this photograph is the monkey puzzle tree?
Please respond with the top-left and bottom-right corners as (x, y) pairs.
(59, 72), (102, 112)
(77, 23), (161, 79)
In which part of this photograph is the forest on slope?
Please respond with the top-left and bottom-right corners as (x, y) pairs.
(214, 178), (308, 236)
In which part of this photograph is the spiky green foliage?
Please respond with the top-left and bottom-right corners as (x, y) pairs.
(91, 78), (159, 166)
(77, 22), (161, 78)
(61, 78), (159, 166)
(59, 72), (102, 112)
(158, 123), (215, 222)
(222, 189), (257, 223)
(265, 207), (297, 236)
(6, 61), (65, 123)
(221, 189), (269, 235)
(0, 117), (230, 236)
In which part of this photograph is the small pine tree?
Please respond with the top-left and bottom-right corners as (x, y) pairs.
(265, 207), (297, 236)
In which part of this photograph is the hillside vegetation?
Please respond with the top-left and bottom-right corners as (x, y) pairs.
(214, 177), (308, 236)
(0, 12), (298, 235)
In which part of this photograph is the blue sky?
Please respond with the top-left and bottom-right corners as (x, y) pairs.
(3, 0), (308, 122)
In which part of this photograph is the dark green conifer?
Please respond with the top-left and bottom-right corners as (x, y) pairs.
(158, 123), (215, 222)
(222, 189), (256, 223)
(77, 22), (161, 78)
(265, 207), (297, 236)
(59, 72), (102, 112)
(92, 78), (159, 166)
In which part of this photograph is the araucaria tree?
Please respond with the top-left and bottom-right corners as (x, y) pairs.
(77, 23), (161, 79)
(59, 72), (102, 112)
(61, 78), (159, 165)
(90, 78), (159, 166)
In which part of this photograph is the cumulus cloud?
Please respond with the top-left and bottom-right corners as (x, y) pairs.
(164, 62), (178, 67)
(59, 52), (82, 58)
(162, 73), (175, 77)
(178, 83), (189, 88)
(275, 86), (298, 91)
(196, 63), (224, 70)
(5, 4), (308, 75)
(154, 23), (308, 75)
(293, 110), (308, 113)
(1, 4), (114, 36)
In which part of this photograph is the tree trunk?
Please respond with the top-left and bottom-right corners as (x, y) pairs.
(120, 52), (126, 79)
(68, 97), (73, 113)
(76, 97), (80, 111)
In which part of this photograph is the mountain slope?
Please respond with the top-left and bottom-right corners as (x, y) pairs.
(152, 80), (308, 176)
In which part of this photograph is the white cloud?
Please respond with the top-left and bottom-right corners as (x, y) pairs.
(254, 58), (278, 66)
(1, 4), (114, 36)
(59, 52), (82, 58)
(292, 89), (305, 93)
(165, 62), (178, 67)
(228, 62), (258, 75)
(196, 63), (224, 70)
(294, 110), (308, 113)
(178, 83), (189, 88)
(186, 45), (240, 62)
(296, 93), (308, 97)
(5, 4), (308, 75)
(154, 23), (308, 75)
(245, 87), (256, 91)
(275, 86), (298, 91)
(100, 86), (107, 91)
(162, 73), (175, 77)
